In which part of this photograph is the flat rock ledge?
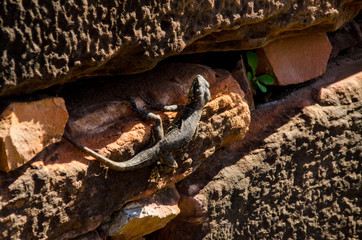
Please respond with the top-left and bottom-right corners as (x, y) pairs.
(0, 64), (250, 239)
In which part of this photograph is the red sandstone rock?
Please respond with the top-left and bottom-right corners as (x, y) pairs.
(257, 33), (332, 85)
(0, 98), (68, 172)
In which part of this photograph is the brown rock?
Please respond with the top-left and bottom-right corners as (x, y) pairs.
(317, 72), (362, 106)
(176, 184), (209, 224)
(0, 63), (250, 239)
(150, 44), (362, 240)
(257, 33), (332, 85)
(72, 230), (103, 240)
(329, 14), (362, 58)
(1, 1), (361, 96)
(0, 98), (68, 172)
(232, 57), (255, 110)
(101, 187), (180, 240)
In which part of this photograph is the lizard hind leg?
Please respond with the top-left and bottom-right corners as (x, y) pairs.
(129, 97), (164, 142)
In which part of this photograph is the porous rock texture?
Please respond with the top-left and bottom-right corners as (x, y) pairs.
(1, 0), (362, 96)
(149, 44), (362, 239)
(0, 64), (250, 239)
(0, 97), (68, 172)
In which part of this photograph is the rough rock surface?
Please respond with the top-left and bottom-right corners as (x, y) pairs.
(256, 33), (332, 85)
(101, 186), (180, 240)
(1, 0), (361, 96)
(0, 97), (68, 172)
(329, 13), (362, 58)
(149, 44), (362, 239)
(0, 64), (250, 239)
(232, 57), (255, 110)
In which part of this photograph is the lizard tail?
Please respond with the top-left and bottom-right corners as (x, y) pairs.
(62, 134), (154, 171)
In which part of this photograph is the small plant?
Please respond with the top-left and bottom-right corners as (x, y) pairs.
(246, 51), (275, 93)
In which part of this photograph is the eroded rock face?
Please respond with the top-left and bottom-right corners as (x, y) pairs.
(0, 64), (250, 239)
(0, 98), (68, 172)
(150, 43), (362, 239)
(1, 0), (361, 96)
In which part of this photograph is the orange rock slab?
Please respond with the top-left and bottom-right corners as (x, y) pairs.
(257, 33), (332, 85)
(0, 98), (68, 172)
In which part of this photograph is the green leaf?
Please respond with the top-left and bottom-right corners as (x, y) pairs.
(256, 81), (267, 93)
(257, 74), (275, 85)
(247, 71), (252, 81)
(246, 51), (258, 76)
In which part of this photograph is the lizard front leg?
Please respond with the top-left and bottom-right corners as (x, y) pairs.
(129, 97), (164, 142)
(131, 98), (178, 170)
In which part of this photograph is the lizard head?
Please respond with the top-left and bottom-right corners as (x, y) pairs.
(188, 74), (211, 106)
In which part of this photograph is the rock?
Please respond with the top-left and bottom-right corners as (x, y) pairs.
(149, 43), (362, 239)
(329, 14), (362, 58)
(101, 187), (180, 240)
(232, 57), (255, 110)
(176, 184), (209, 224)
(256, 33), (332, 85)
(317, 72), (362, 106)
(0, 63), (250, 239)
(0, 97), (68, 172)
(1, 0), (361, 96)
(72, 230), (104, 240)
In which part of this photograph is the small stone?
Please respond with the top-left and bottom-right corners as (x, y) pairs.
(101, 187), (180, 240)
(0, 97), (68, 172)
(257, 33), (332, 85)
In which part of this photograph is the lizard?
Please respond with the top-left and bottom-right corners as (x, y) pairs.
(63, 74), (211, 171)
